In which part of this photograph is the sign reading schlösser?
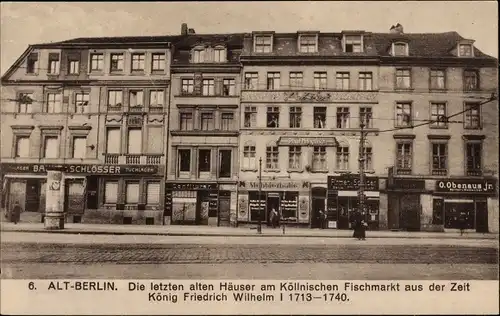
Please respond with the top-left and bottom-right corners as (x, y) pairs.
(0, 163), (158, 175)
(435, 179), (497, 194)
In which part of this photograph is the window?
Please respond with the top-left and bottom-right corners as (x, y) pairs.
(267, 72), (280, 90)
(336, 107), (350, 128)
(48, 54), (60, 74)
(147, 127), (163, 154)
(289, 106), (302, 128)
(288, 146), (302, 169)
(69, 60), (80, 74)
(17, 93), (33, 113)
(146, 182), (160, 205)
(181, 79), (194, 94)
(466, 142), (482, 176)
(202, 79), (215, 96)
(149, 90), (164, 108)
(254, 36), (272, 53)
(178, 149), (191, 172)
(299, 35), (317, 53)
(43, 136), (59, 158)
(104, 181), (118, 204)
(131, 53), (145, 71)
(336, 72), (350, 90)
(179, 112), (193, 130)
(15, 136), (30, 158)
(193, 49), (205, 63)
(106, 127), (121, 154)
(46, 93), (62, 113)
(200, 112), (215, 130)
(395, 102), (412, 127)
(464, 103), (481, 129)
(219, 150), (232, 178)
(430, 102), (447, 128)
(214, 49), (225, 62)
(151, 53), (165, 71)
(463, 70), (479, 91)
(220, 113), (234, 131)
(107, 90), (123, 108)
(222, 79), (235, 96)
(312, 146), (327, 170)
(395, 69), (411, 89)
(75, 93), (89, 113)
(344, 35), (362, 53)
(198, 149), (211, 173)
(125, 182), (140, 204)
(127, 128), (142, 154)
(289, 72), (303, 88)
(110, 54), (124, 72)
(336, 146), (349, 170)
(362, 147), (373, 170)
(359, 107), (372, 128)
(267, 106), (280, 128)
(430, 69), (446, 90)
(431, 143), (448, 175)
(72, 136), (87, 159)
(266, 146), (279, 170)
(243, 145), (256, 169)
(359, 72), (373, 90)
(392, 43), (408, 56)
(90, 54), (104, 71)
(129, 90), (143, 107)
(26, 53), (38, 74)
(396, 143), (412, 174)
(244, 106), (257, 127)
(314, 72), (327, 90)
(459, 44), (473, 57)
(314, 107), (327, 128)
(244, 72), (258, 90)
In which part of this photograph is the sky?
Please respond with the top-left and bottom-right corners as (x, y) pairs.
(1, 1), (498, 75)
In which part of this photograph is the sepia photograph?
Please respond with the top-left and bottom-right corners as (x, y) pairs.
(0, 1), (498, 314)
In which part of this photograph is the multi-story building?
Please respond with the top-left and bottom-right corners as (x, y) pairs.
(165, 24), (244, 226)
(1, 35), (174, 225)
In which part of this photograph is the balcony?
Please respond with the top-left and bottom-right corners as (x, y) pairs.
(104, 154), (164, 165)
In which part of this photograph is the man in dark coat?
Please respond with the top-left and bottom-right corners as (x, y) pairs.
(10, 201), (22, 224)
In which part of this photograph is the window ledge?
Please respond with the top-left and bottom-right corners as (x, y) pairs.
(364, 170), (376, 174)
(333, 170), (351, 173)
(463, 127), (483, 131)
(429, 89), (448, 93)
(264, 169), (280, 173)
(394, 88), (414, 92)
(241, 168), (258, 172)
(311, 169), (328, 173)
(287, 169), (304, 174)
(429, 126), (449, 130)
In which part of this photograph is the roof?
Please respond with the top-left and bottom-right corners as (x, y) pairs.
(43, 35), (182, 45)
(173, 33), (245, 49)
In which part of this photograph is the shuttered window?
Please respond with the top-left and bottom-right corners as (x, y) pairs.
(127, 128), (142, 154)
(104, 181), (118, 204)
(147, 127), (163, 153)
(146, 182), (160, 204)
(106, 128), (121, 153)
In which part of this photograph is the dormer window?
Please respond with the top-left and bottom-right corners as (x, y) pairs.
(392, 42), (409, 56)
(459, 44), (473, 57)
(214, 46), (226, 63)
(298, 35), (317, 53)
(343, 35), (363, 53)
(193, 49), (205, 63)
(254, 35), (272, 53)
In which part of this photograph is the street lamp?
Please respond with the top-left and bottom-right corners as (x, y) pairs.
(358, 121), (367, 223)
(257, 157), (263, 234)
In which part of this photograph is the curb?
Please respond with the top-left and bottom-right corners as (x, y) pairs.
(1, 228), (498, 240)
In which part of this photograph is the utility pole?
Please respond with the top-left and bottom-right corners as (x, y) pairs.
(358, 121), (367, 222)
(257, 157), (262, 234)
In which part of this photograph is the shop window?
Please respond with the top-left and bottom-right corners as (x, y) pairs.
(219, 150), (232, 178)
(312, 146), (327, 170)
(198, 149), (211, 173)
(43, 136), (59, 158)
(125, 182), (140, 204)
(281, 192), (298, 220)
(127, 128), (142, 154)
(104, 181), (118, 204)
(314, 107), (326, 128)
(267, 107), (280, 128)
(66, 180), (85, 213)
(288, 146), (302, 170)
(289, 106), (302, 128)
(123, 217), (133, 224)
(336, 107), (350, 128)
(444, 201), (475, 229)
(73, 216), (82, 223)
(249, 191), (265, 221)
(106, 127), (121, 154)
(146, 182), (160, 205)
(244, 106), (257, 127)
(266, 146), (279, 170)
(15, 136), (30, 158)
(432, 199), (444, 225)
(146, 217), (155, 225)
(178, 149), (191, 173)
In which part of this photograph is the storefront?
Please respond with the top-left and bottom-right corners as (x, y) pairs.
(0, 163), (162, 224)
(326, 175), (380, 230)
(432, 179), (497, 233)
(237, 180), (310, 226)
(387, 179), (427, 231)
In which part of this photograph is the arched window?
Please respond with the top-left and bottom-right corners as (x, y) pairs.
(242, 140), (256, 170)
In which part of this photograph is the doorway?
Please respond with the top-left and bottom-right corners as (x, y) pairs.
(266, 193), (280, 226)
(25, 179), (40, 212)
(311, 187), (326, 228)
(218, 191), (231, 227)
(475, 200), (488, 233)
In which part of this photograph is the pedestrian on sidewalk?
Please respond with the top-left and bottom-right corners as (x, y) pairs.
(458, 211), (468, 236)
(359, 219), (368, 240)
(270, 208), (279, 228)
(10, 201), (22, 224)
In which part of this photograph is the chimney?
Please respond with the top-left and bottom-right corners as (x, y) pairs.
(390, 23), (404, 34)
(188, 28), (196, 35)
(181, 23), (188, 36)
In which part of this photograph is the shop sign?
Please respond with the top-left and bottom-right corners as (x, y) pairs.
(165, 183), (217, 190)
(240, 180), (309, 190)
(328, 175), (379, 191)
(278, 137), (338, 147)
(0, 163), (158, 175)
(390, 179), (426, 190)
(435, 180), (496, 194)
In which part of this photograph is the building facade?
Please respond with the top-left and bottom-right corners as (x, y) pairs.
(1, 36), (174, 225)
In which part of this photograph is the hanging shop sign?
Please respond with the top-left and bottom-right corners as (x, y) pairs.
(165, 182), (218, 191)
(0, 163), (158, 175)
(328, 175), (379, 191)
(278, 137), (338, 147)
(239, 180), (309, 190)
(435, 179), (497, 194)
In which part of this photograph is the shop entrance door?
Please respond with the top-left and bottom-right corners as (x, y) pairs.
(8, 180), (26, 212)
(399, 194), (421, 231)
(475, 201), (488, 233)
(311, 188), (326, 228)
(337, 196), (358, 229)
(218, 191), (231, 227)
(25, 179), (40, 213)
(266, 193), (280, 226)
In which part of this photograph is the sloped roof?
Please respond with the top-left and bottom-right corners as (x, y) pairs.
(173, 33), (245, 49)
(47, 35), (182, 45)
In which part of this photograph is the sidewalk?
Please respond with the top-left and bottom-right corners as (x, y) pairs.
(1, 222), (498, 239)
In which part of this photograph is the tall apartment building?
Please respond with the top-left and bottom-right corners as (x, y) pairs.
(165, 25), (244, 226)
(0, 36), (174, 225)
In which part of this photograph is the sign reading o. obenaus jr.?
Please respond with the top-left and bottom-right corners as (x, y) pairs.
(435, 179), (497, 194)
